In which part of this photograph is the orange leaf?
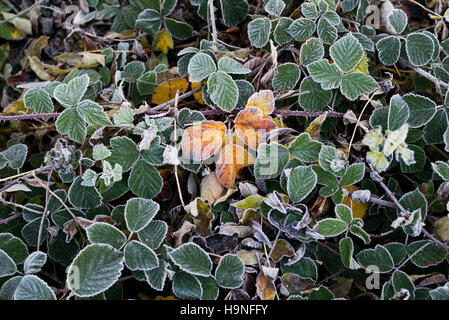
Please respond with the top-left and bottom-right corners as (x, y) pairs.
(235, 106), (277, 150)
(246, 90), (275, 116)
(151, 78), (188, 105)
(216, 144), (255, 189)
(181, 120), (226, 161)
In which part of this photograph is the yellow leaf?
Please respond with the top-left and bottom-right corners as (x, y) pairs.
(343, 185), (368, 219)
(28, 56), (53, 80)
(350, 54), (369, 74)
(153, 30), (173, 54)
(2, 12), (32, 35)
(306, 112), (327, 140)
(151, 78), (188, 105)
(191, 81), (206, 104)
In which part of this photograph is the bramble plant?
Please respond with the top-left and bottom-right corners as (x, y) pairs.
(1, 0), (449, 301)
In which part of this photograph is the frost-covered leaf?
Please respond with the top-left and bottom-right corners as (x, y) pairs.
(188, 52), (217, 82)
(67, 244), (124, 297)
(53, 74), (89, 107)
(255, 142), (289, 179)
(138, 220), (168, 249)
(330, 33), (364, 73)
(288, 18), (316, 42)
(287, 166), (317, 202)
(402, 94), (436, 128)
(23, 251), (47, 274)
(315, 218), (347, 237)
(274, 17), (293, 45)
(300, 38), (324, 66)
(356, 244), (394, 273)
(432, 161), (449, 180)
(136, 9), (162, 34)
(86, 222), (126, 249)
(298, 76), (332, 111)
(272, 63), (300, 91)
(172, 271), (202, 299)
(307, 59), (342, 90)
(376, 36), (401, 66)
(0, 249), (16, 278)
(168, 243), (212, 276)
(24, 88), (54, 114)
(215, 254), (245, 289)
(207, 71), (239, 111)
(405, 33), (435, 67)
(340, 72), (379, 101)
(430, 283), (449, 300)
(0, 233), (29, 265)
(0, 144), (28, 169)
(340, 163), (365, 187)
(339, 237), (359, 269)
(55, 108), (86, 144)
(69, 176), (102, 209)
(125, 197), (159, 232)
(388, 94), (409, 131)
(388, 9), (408, 34)
(145, 259), (167, 291)
(108, 136), (140, 172)
(289, 133), (322, 163)
(265, 0), (285, 16)
(392, 270), (415, 300)
(13, 275), (56, 300)
(78, 100), (112, 127)
(248, 18), (271, 48)
(124, 240), (158, 271)
(165, 18), (193, 40)
(218, 57), (251, 74)
(128, 160), (163, 199)
(220, 0), (249, 27)
(317, 17), (337, 44)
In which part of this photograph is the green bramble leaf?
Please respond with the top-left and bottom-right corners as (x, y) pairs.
(207, 71), (239, 111)
(14, 275), (56, 300)
(289, 133), (322, 163)
(376, 36), (401, 66)
(53, 74), (89, 108)
(340, 72), (379, 101)
(307, 59), (342, 90)
(215, 254), (245, 289)
(125, 197), (160, 232)
(247, 18), (271, 48)
(24, 88), (54, 114)
(168, 243), (212, 276)
(188, 52), (217, 82)
(274, 17), (293, 45)
(405, 33), (435, 67)
(388, 94), (409, 131)
(23, 251), (47, 274)
(272, 63), (300, 91)
(67, 244), (124, 298)
(287, 166), (317, 202)
(388, 9), (408, 34)
(356, 244), (394, 273)
(298, 76), (332, 111)
(220, 0), (249, 27)
(86, 223), (126, 250)
(217, 57), (251, 74)
(340, 163), (365, 187)
(136, 9), (162, 35)
(329, 33), (364, 73)
(287, 18), (316, 42)
(300, 38), (325, 66)
(124, 240), (158, 271)
(55, 108), (86, 144)
(265, 0), (285, 17)
(315, 218), (347, 237)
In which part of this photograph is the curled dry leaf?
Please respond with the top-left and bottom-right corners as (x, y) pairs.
(235, 107), (277, 150)
(181, 120), (226, 161)
(200, 171), (226, 204)
(216, 144), (255, 188)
